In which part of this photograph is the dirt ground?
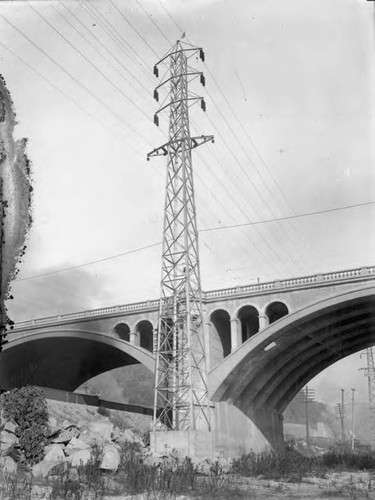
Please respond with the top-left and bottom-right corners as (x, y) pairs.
(93, 472), (375, 499)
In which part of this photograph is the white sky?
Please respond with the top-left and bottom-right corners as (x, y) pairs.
(1, 0), (374, 405)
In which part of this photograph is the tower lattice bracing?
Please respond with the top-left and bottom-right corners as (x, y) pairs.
(147, 40), (214, 431)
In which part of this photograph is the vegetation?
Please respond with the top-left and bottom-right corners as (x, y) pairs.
(2, 388), (375, 500)
(0, 386), (49, 465)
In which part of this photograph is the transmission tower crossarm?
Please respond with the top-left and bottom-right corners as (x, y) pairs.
(155, 46), (204, 67)
(155, 72), (204, 92)
(154, 96), (204, 117)
(147, 135), (214, 159)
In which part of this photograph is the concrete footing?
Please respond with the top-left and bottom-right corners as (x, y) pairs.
(151, 401), (271, 459)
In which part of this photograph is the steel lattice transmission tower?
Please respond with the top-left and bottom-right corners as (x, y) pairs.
(147, 40), (214, 432)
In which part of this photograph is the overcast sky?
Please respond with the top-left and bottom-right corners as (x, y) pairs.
(1, 0), (374, 405)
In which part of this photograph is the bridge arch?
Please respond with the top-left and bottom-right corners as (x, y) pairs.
(113, 322), (130, 341)
(236, 305), (260, 343)
(265, 301), (289, 324)
(209, 287), (375, 449)
(0, 329), (155, 392)
(135, 320), (154, 352)
(209, 309), (231, 363)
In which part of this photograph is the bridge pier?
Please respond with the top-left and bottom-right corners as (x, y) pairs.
(230, 318), (241, 351)
(250, 408), (284, 452)
(258, 314), (269, 330)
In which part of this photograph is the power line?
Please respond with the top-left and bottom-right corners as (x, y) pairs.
(27, 2), (152, 124)
(16, 242), (161, 281)
(152, 3), (317, 269)
(54, 1), (152, 106)
(134, 0), (171, 45)
(201, 200), (375, 233)
(14, 200), (373, 282)
(0, 13), (149, 145)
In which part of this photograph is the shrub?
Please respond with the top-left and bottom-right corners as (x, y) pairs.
(97, 406), (111, 418)
(231, 449), (318, 481)
(0, 386), (49, 465)
(321, 449), (375, 470)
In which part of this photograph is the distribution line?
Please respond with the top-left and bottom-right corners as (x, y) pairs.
(14, 201), (373, 282)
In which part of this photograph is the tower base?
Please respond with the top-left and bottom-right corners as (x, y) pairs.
(151, 401), (271, 459)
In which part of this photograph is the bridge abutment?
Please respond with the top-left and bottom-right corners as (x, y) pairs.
(151, 401), (271, 458)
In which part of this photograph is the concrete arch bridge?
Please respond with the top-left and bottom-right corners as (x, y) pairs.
(2, 265), (375, 455)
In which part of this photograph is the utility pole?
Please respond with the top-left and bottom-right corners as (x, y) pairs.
(297, 386), (315, 446)
(334, 389), (346, 445)
(351, 388), (356, 451)
(360, 348), (375, 448)
(148, 39), (214, 432)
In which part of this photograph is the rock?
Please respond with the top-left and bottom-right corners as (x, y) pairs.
(0, 426), (18, 455)
(47, 416), (59, 436)
(122, 428), (136, 442)
(87, 421), (113, 442)
(70, 448), (92, 467)
(50, 425), (80, 444)
(117, 428), (144, 447)
(64, 437), (91, 456)
(3, 419), (17, 434)
(0, 456), (17, 474)
(32, 444), (66, 478)
(100, 443), (120, 471)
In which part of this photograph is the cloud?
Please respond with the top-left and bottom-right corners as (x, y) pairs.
(6, 267), (112, 322)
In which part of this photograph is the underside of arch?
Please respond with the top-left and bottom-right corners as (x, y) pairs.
(209, 288), (375, 448)
(0, 329), (155, 392)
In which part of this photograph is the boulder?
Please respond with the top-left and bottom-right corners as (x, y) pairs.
(100, 443), (120, 471)
(87, 421), (113, 442)
(0, 427), (18, 456)
(117, 428), (144, 447)
(32, 444), (66, 478)
(50, 425), (80, 444)
(47, 416), (59, 436)
(64, 437), (91, 456)
(3, 419), (17, 434)
(69, 448), (92, 467)
(0, 456), (17, 474)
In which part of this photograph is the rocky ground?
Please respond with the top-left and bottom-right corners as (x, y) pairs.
(1, 398), (375, 499)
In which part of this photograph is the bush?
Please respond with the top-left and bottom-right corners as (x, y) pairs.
(0, 386), (49, 465)
(321, 449), (375, 470)
(231, 449), (318, 481)
(97, 406), (111, 418)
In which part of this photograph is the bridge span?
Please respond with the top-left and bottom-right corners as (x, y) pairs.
(2, 265), (375, 455)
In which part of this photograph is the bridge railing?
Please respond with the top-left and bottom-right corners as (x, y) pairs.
(204, 265), (375, 298)
(14, 299), (160, 329)
(13, 265), (375, 330)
